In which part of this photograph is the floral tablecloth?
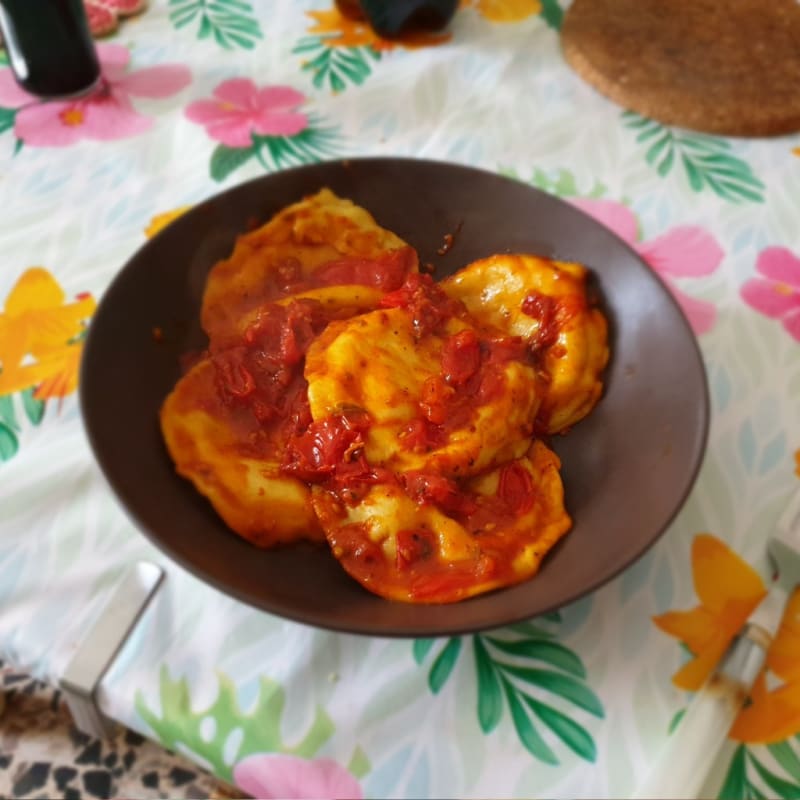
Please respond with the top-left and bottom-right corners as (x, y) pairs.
(2, 2), (800, 798)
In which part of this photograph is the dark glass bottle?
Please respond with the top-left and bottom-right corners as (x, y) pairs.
(0, 0), (100, 98)
(335, 0), (459, 38)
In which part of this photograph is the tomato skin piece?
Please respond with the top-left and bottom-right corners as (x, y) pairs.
(379, 273), (466, 337)
(486, 336), (528, 364)
(398, 418), (447, 452)
(498, 461), (535, 515)
(419, 376), (452, 425)
(403, 471), (478, 515)
(442, 329), (481, 386)
(395, 528), (435, 570)
(213, 347), (256, 399)
(209, 299), (336, 453)
(522, 290), (559, 350)
(311, 247), (416, 291)
(281, 411), (371, 482)
(408, 563), (495, 602)
(522, 291), (588, 353)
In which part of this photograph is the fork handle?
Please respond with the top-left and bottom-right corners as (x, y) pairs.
(633, 623), (771, 800)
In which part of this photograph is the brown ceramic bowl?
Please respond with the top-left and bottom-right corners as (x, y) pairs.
(80, 158), (708, 636)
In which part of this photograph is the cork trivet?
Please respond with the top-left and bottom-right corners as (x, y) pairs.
(561, 0), (800, 137)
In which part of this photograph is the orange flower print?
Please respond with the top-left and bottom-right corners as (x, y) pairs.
(653, 534), (766, 691)
(795, 448), (800, 477)
(0, 268), (95, 400)
(730, 588), (800, 743)
(655, 533), (800, 745)
(305, 7), (450, 51)
(461, 0), (542, 22)
(145, 206), (191, 239)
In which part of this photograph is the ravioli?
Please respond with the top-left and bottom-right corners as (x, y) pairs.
(160, 359), (323, 547)
(442, 254), (608, 434)
(202, 188), (417, 342)
(304, 305), (539, 477)
(312, 441), (571, 603)
(160, 190), (610, 605)
(162, 190), (421, 547)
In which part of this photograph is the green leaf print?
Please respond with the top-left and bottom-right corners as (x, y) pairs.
(499, 664), (603, 716)
(168, 0), (263, 50)
(525, 695), (597, 761)
(293, 37), (380, 93)
(717, 742), (800, 800)
(622, 111), (765, 203)
(0, 107), (16, 136)
(538, 0), (564, 30)
(0, 420), (18, 461)
(502, 674), (558, 764)
(209, 143), (257, 182)
(505, 620), (556, 639)
(252, 118), (341, 173)
(0, 395), (19, 432)
(0, 391), (45, 461)
(0, 49), (8, 67)
(749, 752), (800, 800)
(21, 388), (45, 425)
(768, 741), (800, 783)
(474, 636), (503, 733)
(347, 746), (371, 780)
(413, 637), (435, 664)
(135, 666), (335, 781)
(485, 636), (586, 678)
(428, 637), (461, 693)
(667, 707), (686, 735)
(543, 610), (565, 623)
(210, 119), (340, 182)
(416, 622), (603, 764)
(719, 745), (748, 800)
(498, 165), (607, 200)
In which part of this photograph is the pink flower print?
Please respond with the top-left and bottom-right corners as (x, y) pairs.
(572, 198), (724, 335)
(741, 247), (800, 341)
(233, 754), (363, 800)
(185, 79), (307, 147)
(0, 69), (36, 109)
(0, 43), (191, 147)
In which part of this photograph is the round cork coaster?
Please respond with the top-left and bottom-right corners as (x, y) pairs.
(561, 0), (800, 137)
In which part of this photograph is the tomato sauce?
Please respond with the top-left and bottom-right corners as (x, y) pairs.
(204, 259), (552, 604)
(209, 298), (329, 455)
(310, 246), (416, 291)
(523, 290), (587, 353)
(332, 458), (541, 602)
(379, 273), (535, 457)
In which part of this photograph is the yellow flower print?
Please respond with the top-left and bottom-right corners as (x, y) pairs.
(461, 0), (542, 22)
(0, 268), (95, 399)
(306, 7), (450, 50)
(655, 533), (800, 744)
(653, 534), (767, 691)
(145, 206), (191, 239)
